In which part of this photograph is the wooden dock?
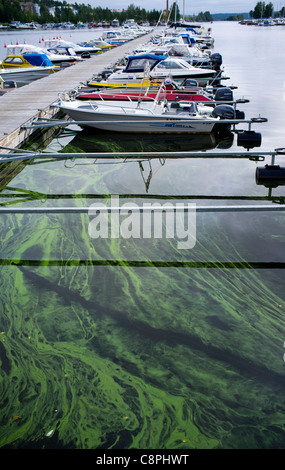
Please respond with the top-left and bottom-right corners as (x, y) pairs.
(0, 31), (154, 153)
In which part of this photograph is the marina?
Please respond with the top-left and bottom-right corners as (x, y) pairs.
(0, 18), (285, 450)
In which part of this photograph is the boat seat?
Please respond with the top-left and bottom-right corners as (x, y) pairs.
(168, 101), (198, 116)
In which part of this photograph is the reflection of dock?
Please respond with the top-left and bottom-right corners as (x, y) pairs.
(0, 149), (285, 210)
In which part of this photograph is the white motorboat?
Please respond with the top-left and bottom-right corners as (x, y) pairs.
(99, 30), (130, 45)
(58, 97), (220, 134)
(79, 39), (116, 52)
(143, 44), (212, 67)
(0, 66), (57, 85)
(101, 54), (218, 87)
(0, 53), (58, 85)
(4, 44), (79, 65)
(43, 39), (100, 56)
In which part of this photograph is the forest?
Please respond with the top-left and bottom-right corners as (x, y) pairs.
(0, 0), (176, 25)
(0, 0), (283, 26)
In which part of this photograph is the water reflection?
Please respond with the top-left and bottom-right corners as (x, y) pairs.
(57, 127), (235, 153)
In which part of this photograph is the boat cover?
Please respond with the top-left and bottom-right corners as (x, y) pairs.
(123, 54), (167, 73)
(185, 28), (199, 34)
(22, 54), (54, 67)
(180, 34), (196, 45)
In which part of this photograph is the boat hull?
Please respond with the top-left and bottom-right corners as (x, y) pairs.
(0, 66), (56, 85)
(59, 102), (217, 134)
(105, 72), (215, 87)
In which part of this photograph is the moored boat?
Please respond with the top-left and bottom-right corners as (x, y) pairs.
(58, 98), (220, 134)
(92, 53), (219, 87)
(76, 79), (213, 103)
(0, 53), (59, 85)
(4, 44), (79, 65)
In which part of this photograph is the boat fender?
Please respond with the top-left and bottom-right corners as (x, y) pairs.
(4, 80), (17, 89)
(255, 165), (285, 187)
(81, 51), (91, 59)
(237, 130), (262, 149)
(60, 62), (72, 68)
(101, 70), (113, 79)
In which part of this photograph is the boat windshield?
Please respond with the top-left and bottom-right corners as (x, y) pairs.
(3, 56), (25, 65)
(156, 60), (184, 69)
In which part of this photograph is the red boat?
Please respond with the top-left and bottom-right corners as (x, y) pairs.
(76, 82), (213, 103)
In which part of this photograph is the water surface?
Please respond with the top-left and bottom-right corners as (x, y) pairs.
(0, 22), (285, 450)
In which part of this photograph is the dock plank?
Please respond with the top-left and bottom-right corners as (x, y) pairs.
(0, 31), (154, 150)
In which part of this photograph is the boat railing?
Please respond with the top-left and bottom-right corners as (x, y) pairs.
(90, 93), (158, 104)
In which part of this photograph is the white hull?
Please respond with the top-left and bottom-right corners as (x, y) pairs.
(0, 66), (56, 85)
(107, 67), (216, 87)
(59, 101), (218, 134)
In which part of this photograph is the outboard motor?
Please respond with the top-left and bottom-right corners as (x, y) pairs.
(214, 87), (234, 102)
(210, 53), (222, 67)
(212, 105), (235, 120)
(182, 79), (199, 89)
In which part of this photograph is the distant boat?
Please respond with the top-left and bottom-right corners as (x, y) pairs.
(9, 21), (39, 30)
(79, 39), (117, 52)
(43, 39), (101, 56)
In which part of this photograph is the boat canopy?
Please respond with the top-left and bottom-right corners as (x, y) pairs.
(23, 53), (54, 67)
(185, 27), (199, 34)
(123, 54), (167, 73)
(180, 33), (196, 45)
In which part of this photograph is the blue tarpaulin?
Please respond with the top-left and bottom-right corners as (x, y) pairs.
(23, 54), (54, 67)
(123, 54), (167, 73)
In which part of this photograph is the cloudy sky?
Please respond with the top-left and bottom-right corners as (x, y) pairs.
(86, 0), (259, 15)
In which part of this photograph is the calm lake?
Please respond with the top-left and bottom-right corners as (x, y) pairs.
(0, 21), (285, 450)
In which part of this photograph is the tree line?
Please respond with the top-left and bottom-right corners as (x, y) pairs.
(0, 0), (180, 25)
(249, 2), (285, 18)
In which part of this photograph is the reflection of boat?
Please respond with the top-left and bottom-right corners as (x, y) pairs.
(60, 126), (234, 154)
(58, 98), (220, 134)
(96, 53), (218, 87)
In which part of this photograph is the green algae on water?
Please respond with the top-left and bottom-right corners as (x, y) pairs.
(0, 131), (285, 449)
